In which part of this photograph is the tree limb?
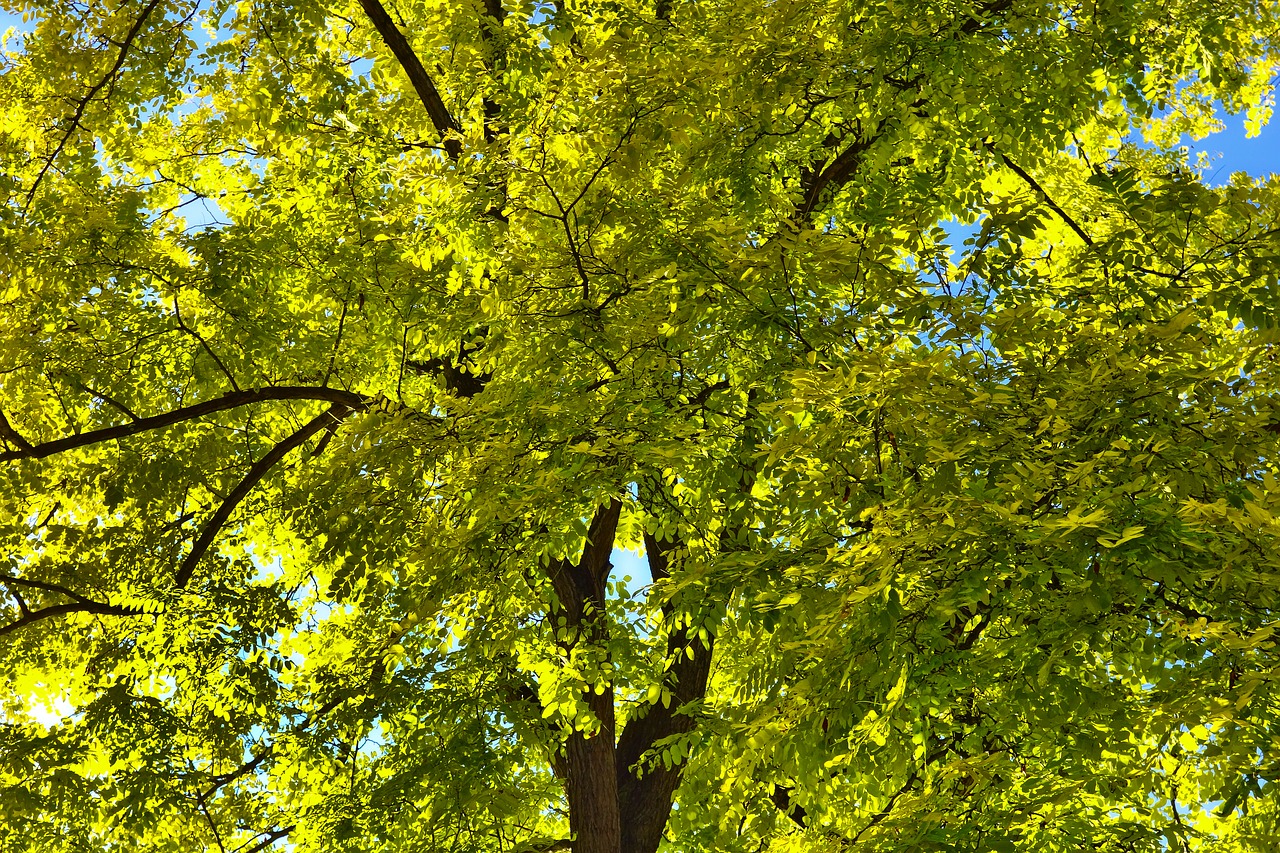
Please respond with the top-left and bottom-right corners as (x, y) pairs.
(546, 499), (623, 626)
(0, 600), (143, 638)
(356, 0), (462, 158)
(542, 499), (624, 853)
(1, 386), (368, 462)
(616, 411), (762, 853)
(996, 151), (1096, 248)
(795, 125), (883, 222)
(0, 409), (34, 452)
(175, 402), (355, 588)
(0, 573), (92, 603)
(477, 0), (507, 144)
(232, 826), (293, 853)
(770, 785), (809, 829)
(616, 532), (713, 853)
(201, 693), (349, 800)
(957, 0), (1014, 35)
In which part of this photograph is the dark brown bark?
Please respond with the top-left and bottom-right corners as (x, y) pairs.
(175, 402), (355, 588)
(795, 128), (881, 221)
(770, 785), (808, 828)
(958, 0), (1014, 35)
(0, 599), (143, 638)
(546, 501), (624, 853)
(615, 532), (713, 853)
(565, 687), (622, 853)
(356, 0), (462, 158)
(0, 386), (368, 461)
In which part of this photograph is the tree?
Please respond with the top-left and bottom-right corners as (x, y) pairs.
(2, 0), (1280, 850)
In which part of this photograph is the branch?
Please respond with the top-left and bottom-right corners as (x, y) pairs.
(995, 151), (1096, 249)
(795, 125), (883, 222)
(356, 0), (462, 158)
(1, 386), (368, 462)
(0, 600), (143, 638)
(0, 409), (34, 453)
(203, 751), (269, 799)
(76, 383), (141, 422)
(846, 769), (920, 846)
(174, 293), (241, 392)
(175, 403), (354, 588)
(404, 328), (492, 398)
(770, 785), (809, 829)
(512, 840), (571, 853)
(616, 531), (714, 853)
(687, 379), (730, 410)
(0, 573), (91, 603)
(477, 0), (507, 144)
(957, 0), (1014, 35)
(201, 694), (348, 800)
(0, 572), (142, 637)
(232, 826), (293, 853)
(500, 669), (567, 777)
(24, 0), (165, 211)
(405, 357), (489, 398)
(546, 499), (623, 626)
(616, 414), (763, 853)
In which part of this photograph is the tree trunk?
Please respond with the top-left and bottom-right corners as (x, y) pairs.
(547, 506), (718, 853)
(547, 501), (625, 853)
(566, 689), (622, 853)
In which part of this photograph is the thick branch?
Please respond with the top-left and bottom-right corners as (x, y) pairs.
(357, 0), (462, 158)
(957, 0), (1014, 34)
(1, 386), (368, 462)
(405, 358), (489, 398)
(542, 500), (624, 853)
(405, 328), (492, 398)
(617, 415), (761, 853)
(546, 500), (623, 625)
(795, 127), (882, 222)
(0, 410), (34, 452)
(175, 403), (354, 588)
(616, 532), (712, 853)
(478, 0), (507, 143)
(770, 785), (809, 828)
(0, 600), (143, 638)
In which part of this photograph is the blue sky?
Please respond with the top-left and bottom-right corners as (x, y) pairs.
(1178, 110), (1279, 182)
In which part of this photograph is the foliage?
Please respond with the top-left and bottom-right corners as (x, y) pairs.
(2, 0), (1280, 851)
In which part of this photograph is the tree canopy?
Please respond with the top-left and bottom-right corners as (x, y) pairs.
(2, 0), (1280, 851)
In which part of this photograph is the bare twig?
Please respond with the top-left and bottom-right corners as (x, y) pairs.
(174, 293), (242, 392)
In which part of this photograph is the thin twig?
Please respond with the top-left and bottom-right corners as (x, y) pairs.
(24, 0), (165, 211)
